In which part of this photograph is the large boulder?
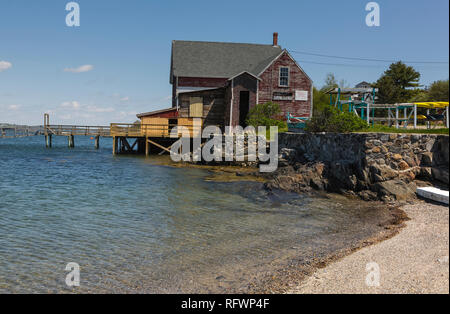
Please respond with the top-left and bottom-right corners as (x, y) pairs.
(430, 136), (449, 186)
(371, 180), (417, 201)
(369, 164), (398, 182)
(432, 167), (449, 186)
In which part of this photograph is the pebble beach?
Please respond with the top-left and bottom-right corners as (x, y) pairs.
(288, 201), (449, 294)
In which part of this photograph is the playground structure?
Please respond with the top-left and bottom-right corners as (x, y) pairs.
(327, 87), (449, 129)
(286, 113), (309, 131)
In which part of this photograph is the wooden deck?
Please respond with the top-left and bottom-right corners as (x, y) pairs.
(110, 121), (203, 155)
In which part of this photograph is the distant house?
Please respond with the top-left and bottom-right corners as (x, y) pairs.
(137, 33), (313, 131)
(355, 81), (372, 89)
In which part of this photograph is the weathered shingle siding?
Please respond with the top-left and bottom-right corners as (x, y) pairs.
(258, 52), (312, 118)
(178, 88), (227, 128)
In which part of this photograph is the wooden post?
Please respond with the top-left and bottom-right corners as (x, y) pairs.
(145, 137), (150, 156)
(45, 134), (52, 148)
(95, 136), (100, 149)
(112, 136), (117, 155)
(68, 135), (75, 148)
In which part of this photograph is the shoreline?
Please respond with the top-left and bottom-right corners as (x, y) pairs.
(285, 200), (449, 294)
(142, 156), (449, 294)
(245, 200), (409, 293)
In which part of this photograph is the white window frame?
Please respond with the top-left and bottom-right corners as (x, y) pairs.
(279, 66), (290, 87)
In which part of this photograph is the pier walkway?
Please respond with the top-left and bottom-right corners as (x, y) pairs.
(0, 125), (36, 138)
(43, 114), (110, 148)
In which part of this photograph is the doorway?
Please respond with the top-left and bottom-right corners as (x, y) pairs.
(239, 91), (250, 127)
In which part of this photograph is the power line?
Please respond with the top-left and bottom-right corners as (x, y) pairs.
(298, 59), (386, 68)
(289, 49), (449, 64)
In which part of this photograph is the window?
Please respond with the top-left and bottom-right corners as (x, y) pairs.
(279, 67), (289, 87)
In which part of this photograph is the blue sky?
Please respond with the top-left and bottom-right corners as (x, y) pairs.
(0, 0), (448, 125)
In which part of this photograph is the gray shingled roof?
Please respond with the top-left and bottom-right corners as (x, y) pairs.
(170, 41), (283, 82)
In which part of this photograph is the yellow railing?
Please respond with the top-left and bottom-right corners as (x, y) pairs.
(110, 122), (203, 138)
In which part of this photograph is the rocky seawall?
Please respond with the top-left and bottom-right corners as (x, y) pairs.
(265, 133), (449, 202)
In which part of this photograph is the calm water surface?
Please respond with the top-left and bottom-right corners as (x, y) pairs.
(0, 136), (391, 293)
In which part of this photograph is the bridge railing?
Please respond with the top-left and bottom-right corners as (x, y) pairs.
(45, 125), (111, 136)
(0, 126), (37, 138)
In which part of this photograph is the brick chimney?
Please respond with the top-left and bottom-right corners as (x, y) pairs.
(273, 32), (279, 47)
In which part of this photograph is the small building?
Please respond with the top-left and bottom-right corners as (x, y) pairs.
(355, 81), (372, 89)
(137, 33), (313, 132)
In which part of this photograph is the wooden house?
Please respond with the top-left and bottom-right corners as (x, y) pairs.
(136, 33), (313, 135)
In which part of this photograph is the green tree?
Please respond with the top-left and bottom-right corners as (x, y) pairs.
(322, 73), (338, 91)
(374, 61), (421, 103)
(409, 89), (429, 102)
(428, 80), (449, 101)
(305, 107), (367, 133)
(313, 87), (330, 116)
(246, 102), (287, 131)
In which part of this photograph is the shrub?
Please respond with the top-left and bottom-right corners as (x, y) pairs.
(246, 102), (288, 132)
(305, 106), (367, 133)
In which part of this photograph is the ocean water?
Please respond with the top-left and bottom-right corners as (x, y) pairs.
(0, 136), (392, 293)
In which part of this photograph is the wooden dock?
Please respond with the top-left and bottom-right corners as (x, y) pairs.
(4, 114), (204, 154)
(43, 114), (110, 148)
(110, 121), (203, 155)
(0, 125), (37, 138)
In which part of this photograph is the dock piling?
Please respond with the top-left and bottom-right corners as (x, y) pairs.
(95, 136), (100, 149)
(113, 136), (117, 155)
(45, 135), (52, 148)
(145, 137), (150, 156)
(68, 135), (75, 148)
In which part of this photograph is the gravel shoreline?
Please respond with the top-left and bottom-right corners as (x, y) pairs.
(287, 200), (449, 294)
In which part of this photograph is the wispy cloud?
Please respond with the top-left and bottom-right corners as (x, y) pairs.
(64, 65), (94, 73)
(87, 105), (114, 113)
(112, 93), (130, 102)
(8, 104), (21, 110)
(60, 101), (81, 109)
(0, 61), (12, 72)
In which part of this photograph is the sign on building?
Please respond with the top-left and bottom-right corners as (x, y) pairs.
(295, 90), (308, 101)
